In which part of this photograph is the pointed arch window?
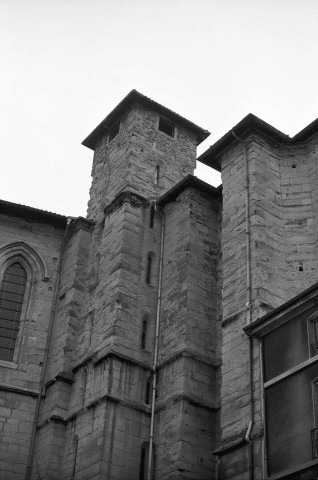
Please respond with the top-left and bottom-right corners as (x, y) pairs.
(0, 263), (27, 362)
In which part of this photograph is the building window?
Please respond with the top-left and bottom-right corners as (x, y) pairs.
(83, 370), (87, 404)
(155, 166), (160, 185)
(146, 255), (152, 285)
(158, 117), (175, 138)
(309, 314), (318, 357)
(150, 204), (155, 228)
(139, 444), (146, 480)
(145, 377), (151, 404)
(109, 122), (120, 142)
(0, 263), (27, 362)
(141, 318), (147, 349)
(139, 442), (155, 480)
(312, 378), (318, 459)
(72, 434), (79, 479)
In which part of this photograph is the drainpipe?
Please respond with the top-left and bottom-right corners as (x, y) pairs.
(259, 340), (267, 479)
(231, 131), (254, 480)
(147, 204), (165, 480)
(26, 217), (72, 480)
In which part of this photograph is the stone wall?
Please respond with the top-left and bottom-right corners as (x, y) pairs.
(217, 130), (318, 479)
(30, 100), (204, 479)
(87, 102), (197, 221)
(156, 186), (221, 479)
(0, 211), (66, 479)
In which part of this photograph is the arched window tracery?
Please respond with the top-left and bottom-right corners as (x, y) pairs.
(0, 262), (27, 361)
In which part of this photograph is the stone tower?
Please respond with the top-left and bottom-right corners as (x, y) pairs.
(31, 90), (218, 480)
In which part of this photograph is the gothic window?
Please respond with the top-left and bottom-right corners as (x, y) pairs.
(0, 263), (27, 362)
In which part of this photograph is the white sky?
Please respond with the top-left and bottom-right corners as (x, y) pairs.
(1, 0), (318, 217)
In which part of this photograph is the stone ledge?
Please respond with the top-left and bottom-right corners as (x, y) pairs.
(37, 393), (151, 430)
(158, 348), (220, 370)
(72, 353), (98, 373)
(155, 393), (217, 414)
(44, 371), (74, 389)
(104, 191), (149, 216)
(68, 217), (94, 239)
(214, 426), (264, 457)
(0, 382), (40, 398)
(93, 350), (152, 370)
(213, 433), (246, 457)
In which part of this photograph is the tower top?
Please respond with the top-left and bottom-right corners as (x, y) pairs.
(82, 89), (210, 150)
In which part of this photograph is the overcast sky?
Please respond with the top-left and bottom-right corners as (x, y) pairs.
(1, 0), (318, 217)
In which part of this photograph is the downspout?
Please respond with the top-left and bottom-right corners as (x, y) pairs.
(231, 131), (254, 480)
(259, 340), (267, 480)
(26, 217), (72, 480)
(147, 204), (165, 480)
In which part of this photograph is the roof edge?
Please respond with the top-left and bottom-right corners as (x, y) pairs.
(82, 90), (210, 150)
(244, 280), (318, 338)
(157, 174), (222, 206)
(0, 199), (68, 227)
(197, 113), (292, 171)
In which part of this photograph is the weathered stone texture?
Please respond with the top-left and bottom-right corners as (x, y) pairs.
(0, 211), (65, 479)
(4, 95), (318, 480)
(87, 103), (197, 221)
(217, 130), (318, 477)
(155, 186), (220, 479)
(28, 100), (205, 479)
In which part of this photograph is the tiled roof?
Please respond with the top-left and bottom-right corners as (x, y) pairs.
(82, 89), (210, 149)
(198, 113), (318, 171)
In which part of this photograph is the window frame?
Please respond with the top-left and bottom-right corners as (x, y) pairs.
(108, 121), (120, 143)
(0, 262), (27, 362)
(157, 116), (176, 139)
(0, 242), (49, 367)
(0, 257), (33, 365)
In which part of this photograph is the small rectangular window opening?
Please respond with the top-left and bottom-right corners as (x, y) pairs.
(139, 447), (146, 480)
(141, 320), (147, 349)
(146, 256), (152, 284)
(72, 435), (79, 479)
(158, 117), (175, 138)
(109, 122), (120, 142)
(145, 378), (151, 404)
(155, 166), (160, 185)
(150, 205), (155, 228)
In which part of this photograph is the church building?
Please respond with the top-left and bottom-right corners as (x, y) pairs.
(1, 90), (318, 480)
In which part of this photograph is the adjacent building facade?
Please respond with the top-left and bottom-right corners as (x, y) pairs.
(1, 90), (318, 479)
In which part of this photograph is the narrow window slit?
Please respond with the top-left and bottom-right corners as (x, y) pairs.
(72, 435), (79, 479)
(155, 166), (160, 185)
(141, 319), (147, 349)
(150, 205), (155, 228)
(145, 377), (151, 404)
(146, 255), (152, 284)
(139, 445), (146, 480)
